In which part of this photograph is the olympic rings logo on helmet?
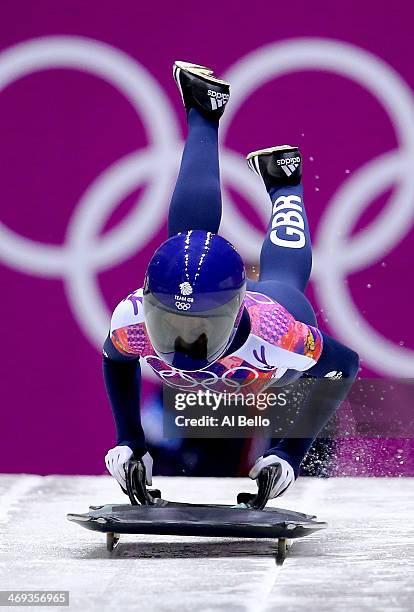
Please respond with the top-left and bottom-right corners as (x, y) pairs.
(0, 36), (413, 376)
(174, 301), (191, 310)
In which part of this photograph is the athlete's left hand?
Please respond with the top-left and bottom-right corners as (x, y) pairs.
(249, 454), (295, 499)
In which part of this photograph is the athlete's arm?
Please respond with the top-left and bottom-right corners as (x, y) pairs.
(102, 291), (148, 457)
(102, 335), (146, 456)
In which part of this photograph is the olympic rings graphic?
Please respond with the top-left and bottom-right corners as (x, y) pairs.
(0, 36), (413, 376)
(144, 355), (261, 392)
(175, 302), (191, 310)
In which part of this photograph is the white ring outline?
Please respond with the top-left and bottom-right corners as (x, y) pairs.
(0, 37), (413, 375)
(221, 38), (414, 376)
(0, 36), (179, 276)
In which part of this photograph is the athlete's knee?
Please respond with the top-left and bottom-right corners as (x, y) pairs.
(318, 334), (359, 380)
(253, 280), (316, 326)
(345, 348), (360, 379)
(335, 344), (360, 379)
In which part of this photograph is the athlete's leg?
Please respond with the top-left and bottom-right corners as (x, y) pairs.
(168, 108), (221, 236)
(168, 62), (230, 237)
(248, 146), (312, 290)
(247, 277), (317, 326)
(246, 146), (316, 324)
(259, 183), (312, 290)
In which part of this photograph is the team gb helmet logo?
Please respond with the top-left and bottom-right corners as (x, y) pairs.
(179, 282), (193, 296)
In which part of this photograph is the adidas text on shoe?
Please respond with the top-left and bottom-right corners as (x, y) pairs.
(173, 60), (230, 120)
(246, 145), (302, 189)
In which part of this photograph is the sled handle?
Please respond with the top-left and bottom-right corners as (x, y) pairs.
(237, 465), (282, 510)
(125, 458), (158, 506)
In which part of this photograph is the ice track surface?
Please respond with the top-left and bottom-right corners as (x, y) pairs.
(0, 476), (413, 612)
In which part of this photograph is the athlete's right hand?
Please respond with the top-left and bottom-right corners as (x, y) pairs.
(105, 446), (153, 493)
(249, 454), (295, 499)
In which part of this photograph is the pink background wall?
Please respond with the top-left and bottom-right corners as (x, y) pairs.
(0, 1), (412, 474)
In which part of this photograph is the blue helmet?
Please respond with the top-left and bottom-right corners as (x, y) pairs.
(143, 230), (246, 371)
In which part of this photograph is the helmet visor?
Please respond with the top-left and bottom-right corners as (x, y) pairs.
(143, 291), (244, 371)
